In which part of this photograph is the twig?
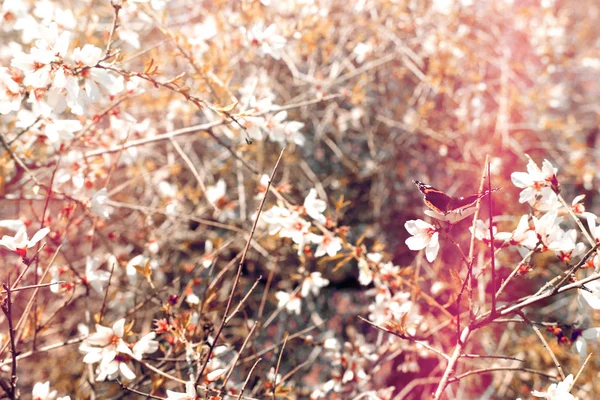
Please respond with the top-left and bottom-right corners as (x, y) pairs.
(474, 272), (600, 328)
(240, 322), (323, 364)
(358, 317), (448, 360)
(447, 367), (557, 383)
(272, 333), (289, 400)
(571, 352), (592, 390)
(516, 311), (565, 380)
(98, 261), (116, 324)
(236, 359), (261, 400)
(195, 147), (286, 385)
(557, 194), (596, 247)
(8, 282), (65, 293)
(221, 322), (258, 392)
(1, 280), (18, 399)
(495, 249), (535, 299)
(225, 277), (262, 325)
(169, 137), (219, 213)
(115, 379), (164, 400)
(487, 160), (497, 313)
(106, 1), (121, 55)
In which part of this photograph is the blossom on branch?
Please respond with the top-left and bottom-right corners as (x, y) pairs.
(0, 226), (50, 256)
(405, 219), (439, 262)
(530, 374), (578, 400)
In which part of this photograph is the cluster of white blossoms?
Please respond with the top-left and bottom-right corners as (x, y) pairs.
(80, 318), (158, 381)
(262, 188), (336, 314)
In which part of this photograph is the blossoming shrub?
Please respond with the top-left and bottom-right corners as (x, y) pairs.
(1, 0), (600, 399)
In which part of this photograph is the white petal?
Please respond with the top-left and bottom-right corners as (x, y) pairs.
(28, 227), (50, 247)
(405, 235), (427, 251)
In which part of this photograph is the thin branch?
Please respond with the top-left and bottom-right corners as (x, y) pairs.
(1, 281), (18, 399)
(447, 367), (557, 384)
(487, 160), (497, 313)
(272, 333), (289, 400)
(495, 249), (535, 299)
(195, 147), (286, 385)
(236, 359), (261, 400)
(571, 352), (592, 390)
(359, 316), (448, 360)
(516, 311), (565, 380)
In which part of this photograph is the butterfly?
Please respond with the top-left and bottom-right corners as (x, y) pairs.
(412, 180), (500, 216)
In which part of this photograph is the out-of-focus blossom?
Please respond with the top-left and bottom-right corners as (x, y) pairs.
(301, 272), (330, 297)
(530, 374), (577, 400)
(580, 280), (600, 310)
(0, 219), (25, 231)
(572, 326), (600, 361)
(405, 219), (439, 262)
(83, 256), (110, 294)
(206, 179), (226, 206)
(0, 67), (24, 114)
(353, 42), (373, 63)
(186, 293), (200, 305)
(72, 44), (103, 67)
(32, 381), (57, 400)
(510, 215), (538, 249)
(275, 290), (301, 315)
(132, 332), (159, 360)
(311, 232), (343, 257)
(43, 117), (82, 145)
(304, 189), (327, 224)
(202, 239), (214, 268)
(245, 23), (286, 59)
(269, 115), (305, 146)
(470, 219), (511, 244)
(166, 381), (197, 400)
(0, 226), (50, 256)
(11, 22), (71, 88)
(357, 252), (382, 286)
(90, 188), (113, 219)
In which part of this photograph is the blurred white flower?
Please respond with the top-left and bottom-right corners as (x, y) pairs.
(510, 215), (538, 249)
(353, 42), (372, 63)
(580, 280), (600, 310)
(304, 189), (327, 224)
(90, 188), (113, 219)
(206, 179), (226, 206)
(301, 272), (330, 297)
(0, 67), (24, 114)
(531, 374), (577, 400)
(246, 23), (286, 59)
(84, 256), (110, 294)
(166, 381), (197, 400)
(186, 293), (200, 305)
(405, 219), (439, 262)
(275, 290), (301, 315)
(311, 232), (342, 257)
(132, 332), (159, 360)
(0, 226), (50, 256)
(72, 44), (103, 67)
(32, 381), (57, 400)
(43, 117), (82, 145)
